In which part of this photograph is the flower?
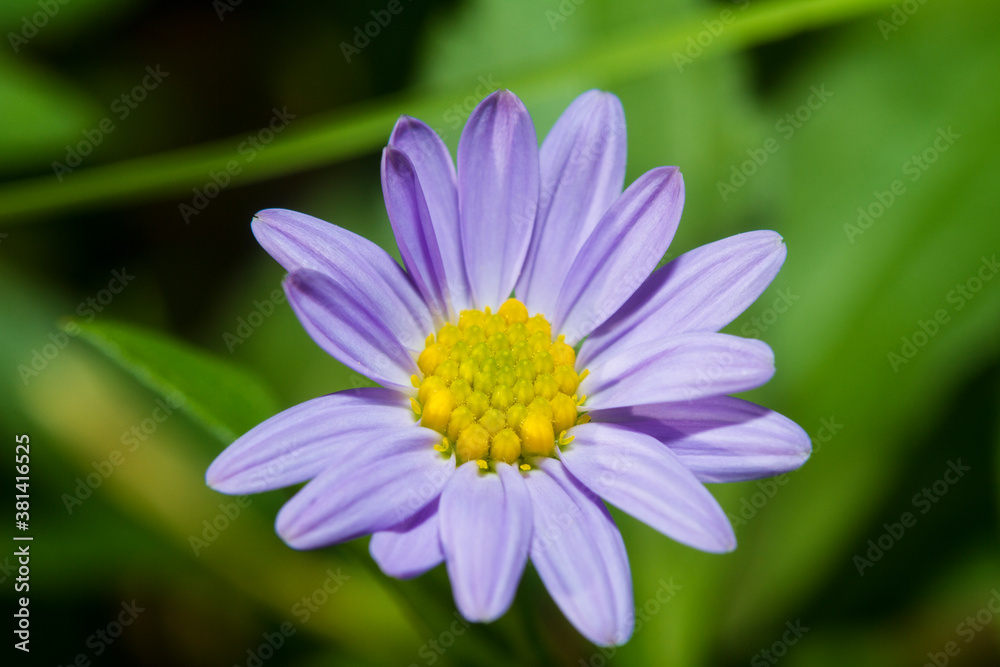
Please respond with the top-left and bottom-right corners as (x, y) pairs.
(206, 89), (810, 646)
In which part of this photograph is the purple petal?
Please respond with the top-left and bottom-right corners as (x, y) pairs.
(516, 90), (626, 318)
(253, 208), (431, 351)
(457, 90), (539, 310)
(440, 462), (532, 622)
(580, 231), (786, 367)
(589, 396), (811, 483)
(370, 497), (444, 579)
(526, 458), (633, 647)
(554, 167), (684, 344)
(206, 388), (414, 494)
(581, 332), (775, 410)
(382, 146), (452, 321)
(284, 269), (419, 391)
(276, 427), (453, 549)
(389, 116), (472, 311)
(560, 422), (735, 552)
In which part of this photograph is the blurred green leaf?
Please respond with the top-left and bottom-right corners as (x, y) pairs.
(0, 0), (904, 223)
(67, 318), (280, 443)
(0, 0), (141, 34)
(19, 349), (421, 662)
(3, 1), (996, 665)
(0, 56), (100, 172)
(720, 0), (1000, 649)
(0, 0), (142, 172)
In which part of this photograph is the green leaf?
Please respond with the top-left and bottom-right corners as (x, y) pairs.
(0, 0), (142, 34)
(0, 56), (100, 172)
(67, 318), (280, 443)
(718, 0), (1000, 649)
(0, 0), (905, 223)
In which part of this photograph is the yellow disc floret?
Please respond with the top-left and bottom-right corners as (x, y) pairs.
(414, 298), (586, 467)
(520, 413), (555, 457)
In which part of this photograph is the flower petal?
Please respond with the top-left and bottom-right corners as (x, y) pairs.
(588, 396), (811, 483)
(276, 427), (452, 549)
(457, 90), (539, 310)
(389, 116), (472, 311)
(516, 90), (626, 318)
(440, 462), (532, 622)
(580, 231), (786, 367)
(206, 388), (414, 494)
(526, 458), (633, 647)
(381, 146), (452, 321)
(560, 422), (735, 553)
(253, 208), (431, 351)
(284, 269), (419, 391)
(581, 332), (775, 410)
(369, 497), (444, 580)
(554, 166), (684, 344)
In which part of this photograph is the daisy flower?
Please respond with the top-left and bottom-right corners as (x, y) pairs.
(206, 89), (810, 646)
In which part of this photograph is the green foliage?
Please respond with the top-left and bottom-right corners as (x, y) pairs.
(0, 56), (100, 171)
(2, 0), (998, 665)
(68, 318), (280, 443)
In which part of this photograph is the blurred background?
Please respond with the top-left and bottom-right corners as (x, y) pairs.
(1, 0), (998, 665)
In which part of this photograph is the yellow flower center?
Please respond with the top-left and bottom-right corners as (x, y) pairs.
(411, 298), (589, 470)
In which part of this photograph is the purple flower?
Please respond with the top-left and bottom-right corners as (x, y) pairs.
(206, 89), (810, 646)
